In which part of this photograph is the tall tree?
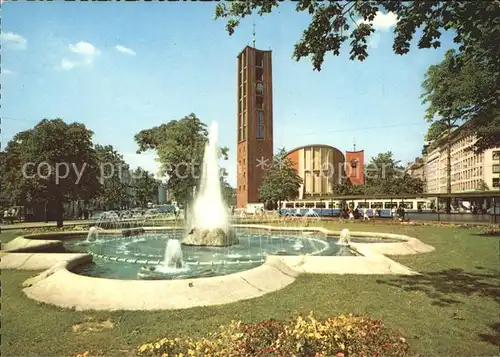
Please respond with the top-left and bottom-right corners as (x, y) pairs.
(132, 168), (159, 207)
(93, 144), (130, 210)
(134, 114), (229, 216)
(363, 151), (423, 195)
(422, 49), (499, 152)
(422, 48), (498, 211)
(0, 119), (100, 227)
(259, 148), (303, 207)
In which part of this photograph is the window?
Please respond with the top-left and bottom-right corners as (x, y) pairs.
(256, 96), (263, 110)
(305, 202), (315, 208)
(295, 202), (304, 208)
(256, 67), (263, 82)
(493, 151), (500, 160)
(493, 178), (500, 188)
(371, 202), (383, 209)
(285, 203), (294, 208)
(256, 82), (263, 96)
(493, 164), (500, 174)
(256, 52), (264, 67)
(257, 110), (264, 139)
(315, 202), (326, 209)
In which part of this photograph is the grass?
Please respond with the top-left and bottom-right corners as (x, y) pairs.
(1, 222), (499, 357)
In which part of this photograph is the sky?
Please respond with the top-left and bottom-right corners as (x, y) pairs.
(1, 2), (458, 187)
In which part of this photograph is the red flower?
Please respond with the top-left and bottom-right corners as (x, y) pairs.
(336, 353), (345, 357)
(385, 343), (391, 350)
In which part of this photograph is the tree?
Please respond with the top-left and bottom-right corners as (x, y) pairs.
(422, 49), (499, 153)
(422, 47), (498, 211)
(221, 181), (236, 207)
(363, 151), (423, 195)
(476, 179), (490, 192)
(93, 144), (130, 210)
(134, 114), (229, 216)
(259, 148), (303, 207)
(216, 1), (499, 145)
(0, 119), (100, 227)
(216, 1), (499, 70)
(132, 168), (159, 207)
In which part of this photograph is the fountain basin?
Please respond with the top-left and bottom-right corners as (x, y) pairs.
(62, 228), (349, 280)
(182, 227), (238, 247)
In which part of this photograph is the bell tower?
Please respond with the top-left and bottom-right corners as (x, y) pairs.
(236, 45), (273, 208)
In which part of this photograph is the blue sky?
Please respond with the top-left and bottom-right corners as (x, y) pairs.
(2, 2), (457, 186)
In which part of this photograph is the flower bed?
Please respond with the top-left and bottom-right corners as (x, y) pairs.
(133, 313), (413, 357)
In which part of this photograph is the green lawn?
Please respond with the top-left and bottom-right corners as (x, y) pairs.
(1, 223), (499, 357)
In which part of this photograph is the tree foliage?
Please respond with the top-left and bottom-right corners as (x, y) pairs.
(215, 1), (500, 70)
(422, 49), (499, 152)
(0, 119), (100, 226)
(93, 144), (130, 210)
(216, 1), (499, 149)
(132, 168), (159, 207)
(259, 148), (303, 204)
(134, 114), (229, 209)
(334, 151), (423, 196)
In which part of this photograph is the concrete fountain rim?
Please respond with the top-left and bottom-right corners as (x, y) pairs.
(1, 225), (435, 311)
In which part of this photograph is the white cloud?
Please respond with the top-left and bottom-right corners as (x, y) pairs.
(1, 31), (27, 50)
(357, 11), (398, 31)
(60, 58), (79, 71)
(115, 45), (136, 56)
(69, 41), (100, 56)
(2, 68), (13, 75)
(60, 41), (100, 71)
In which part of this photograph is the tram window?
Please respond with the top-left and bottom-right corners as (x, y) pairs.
(285, 203), (294, 208)
(305, 202), (315, 208)
(417, 201), (426, 209)
(357, 202), (368, 208)
(370, 202), (383, 208)
(384, 202), (397, 209)
(316, 202), (326, 209)
(295, 202), (304, 208)
(401, 202), (413, 209)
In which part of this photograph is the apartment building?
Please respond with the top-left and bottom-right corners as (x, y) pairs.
(423, 134), (500, 194)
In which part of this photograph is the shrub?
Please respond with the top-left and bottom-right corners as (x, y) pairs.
(137, 313), (413, 357)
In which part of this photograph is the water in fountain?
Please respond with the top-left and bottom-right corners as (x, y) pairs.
(86, 226), (99, 242)
(96, 211), (121, 230)
(163, 239), (184, 268)
(338, 228), (351, 245)
(183, 121), (237, 247)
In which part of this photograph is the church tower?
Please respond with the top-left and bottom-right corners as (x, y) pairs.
(236, 44), (274, 208)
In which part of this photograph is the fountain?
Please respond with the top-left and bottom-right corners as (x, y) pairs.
(86, 226), (99, 242)
(338, 228), (351, 245)
(137, 238), (195, 279)
(182, 121), (237, 247)
(163, 239), (184, 269)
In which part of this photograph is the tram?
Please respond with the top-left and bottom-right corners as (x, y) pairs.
(278, 197), (437, 218)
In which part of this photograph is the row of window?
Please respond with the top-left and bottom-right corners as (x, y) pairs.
(238, 111), (266, 141)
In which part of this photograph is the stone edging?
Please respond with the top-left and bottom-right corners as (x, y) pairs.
(0, 225), (435, 311)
